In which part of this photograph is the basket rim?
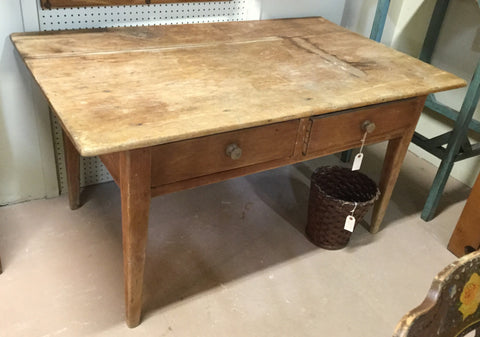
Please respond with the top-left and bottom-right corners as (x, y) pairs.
(311, 166), (381, 206)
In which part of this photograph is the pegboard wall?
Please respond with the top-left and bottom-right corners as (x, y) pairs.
(40, 1), (250, 193)
(39, 1), (248, 30)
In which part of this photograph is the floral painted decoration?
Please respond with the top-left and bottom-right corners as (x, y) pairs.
(459, 273), (480, 320)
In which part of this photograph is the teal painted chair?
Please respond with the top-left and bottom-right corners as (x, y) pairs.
(363, 0), (480, 222)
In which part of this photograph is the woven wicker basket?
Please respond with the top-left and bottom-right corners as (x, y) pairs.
(306, 166), (380, 249)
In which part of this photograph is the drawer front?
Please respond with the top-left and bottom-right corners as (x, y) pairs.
(305, 98), (419, 156)
(151, 120), (299, 187)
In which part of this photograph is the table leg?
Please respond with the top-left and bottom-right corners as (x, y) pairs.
(447, 172), (480, 257)
(63, 132), (81, 210)
(119, 148), (151, 328)
(369, 97), (425, 233)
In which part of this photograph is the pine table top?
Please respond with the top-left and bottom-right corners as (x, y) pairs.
(11, 17), (466, 156)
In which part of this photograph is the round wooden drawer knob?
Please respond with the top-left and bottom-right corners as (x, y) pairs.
(226, 143), (242, 160)
(362, 120), (376, 133)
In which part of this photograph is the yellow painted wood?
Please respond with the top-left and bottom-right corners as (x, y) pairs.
(11, 17), (466, 156)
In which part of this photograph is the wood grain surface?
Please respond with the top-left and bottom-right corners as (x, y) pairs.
(448, 172), (480, 257)
(150, 120), (299, 186)
(11, 18), (465, 156)
(63, 132), (81, 209)
(305, 98), (419, 156)
(119, 148), (151, 328)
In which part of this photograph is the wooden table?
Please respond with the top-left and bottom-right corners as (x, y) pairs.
(11, 17), (465, 327)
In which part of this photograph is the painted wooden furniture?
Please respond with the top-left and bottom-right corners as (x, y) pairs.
(414, 0), (480, 222)
(371, 0), (480, 221)
(448, 171), (480, 257)
(393, 250), (480, 337)
(11, 18), (465, 327)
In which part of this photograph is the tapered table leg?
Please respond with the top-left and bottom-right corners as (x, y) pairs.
(63, 132), (81, 210)
(119, 148), (151, 328)
(369, 96), (426, 233)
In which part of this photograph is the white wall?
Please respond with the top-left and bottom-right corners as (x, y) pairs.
(0, 0), (57, 205)
(258, 0), (345, 23)
(341, 0), (417, 46)
(342, 0), (378, 37)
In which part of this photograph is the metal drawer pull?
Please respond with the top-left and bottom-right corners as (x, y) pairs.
(226, 143), (242, 160)
(362, 120), (376, 133)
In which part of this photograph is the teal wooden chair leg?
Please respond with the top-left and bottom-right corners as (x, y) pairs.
(419, 0), (450, 63)
(340, 0), (391, 163)
(370, 0), (391, 42)
(421, 61), (480, 221)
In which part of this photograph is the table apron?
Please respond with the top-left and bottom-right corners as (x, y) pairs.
(98, 97), (422, 197)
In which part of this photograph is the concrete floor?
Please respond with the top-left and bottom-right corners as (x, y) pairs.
(0, 143), (472, 337)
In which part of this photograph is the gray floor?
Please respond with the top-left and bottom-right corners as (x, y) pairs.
(0, 143), (472, 337)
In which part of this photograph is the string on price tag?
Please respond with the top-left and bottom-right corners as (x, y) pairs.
(344, 202), (357, 232)
(352, 131), (368, 171)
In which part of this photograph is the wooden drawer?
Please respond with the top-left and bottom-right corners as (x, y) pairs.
(304, 98), (419, 156)
(151, 120), (300, 187)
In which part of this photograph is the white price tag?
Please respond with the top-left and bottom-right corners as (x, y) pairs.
(352, 153), (364, 171)
(344, 215), (356, 232)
